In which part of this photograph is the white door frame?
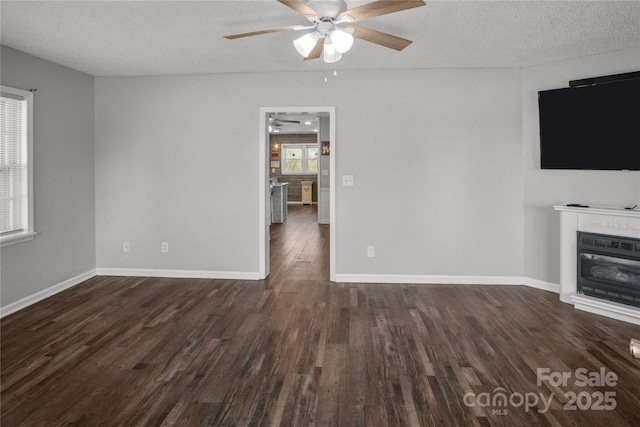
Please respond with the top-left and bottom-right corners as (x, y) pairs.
(258, 106), (336, 281)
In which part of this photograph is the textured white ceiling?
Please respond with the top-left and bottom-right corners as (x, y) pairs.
(1, 0), (639, 77)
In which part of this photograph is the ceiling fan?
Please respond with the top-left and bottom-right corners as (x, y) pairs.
(269, 115), (299, 133)
(224, 0), (426, 63)
(270, 117), (301, 124)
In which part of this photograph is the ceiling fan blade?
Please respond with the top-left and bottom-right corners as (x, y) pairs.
(278, 0), (320, 17)
(304, 38), (324, 61)
(340, 0), (426, 23)
(348, 25), (412, 51)
(224, 26), (295, 40)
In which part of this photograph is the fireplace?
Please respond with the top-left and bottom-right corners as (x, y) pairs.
(577, 232), (640, 307)
(554, 204), (640, 325)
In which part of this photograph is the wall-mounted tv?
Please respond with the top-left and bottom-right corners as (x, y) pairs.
(538, 76), (640, 170)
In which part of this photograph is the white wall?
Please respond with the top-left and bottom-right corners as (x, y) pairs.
(522, 47), (640, 284)
(95, 68), (524, 279)
(0, 46), (96, 307)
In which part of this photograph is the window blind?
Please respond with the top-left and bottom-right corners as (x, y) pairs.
(1, 92), (27, 235)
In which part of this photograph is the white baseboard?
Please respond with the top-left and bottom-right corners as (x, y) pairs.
(521, 277), (560, 293)
(0, 268), (258, 317)
(335, 274), (560, 293)
(95, 268), (260, 280)
(335, 274), (521, 285)
(1, 270), (559, 318)
(0, 269), (96, 318)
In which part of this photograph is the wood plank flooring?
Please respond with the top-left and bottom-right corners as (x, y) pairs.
(2, 205), (640, 426)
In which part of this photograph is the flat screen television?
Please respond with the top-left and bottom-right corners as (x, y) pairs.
(538, 77), (640, 170)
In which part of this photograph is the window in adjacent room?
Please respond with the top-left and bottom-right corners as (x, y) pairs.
(281, 143), (318, 175)
(1, 85), (35, 247)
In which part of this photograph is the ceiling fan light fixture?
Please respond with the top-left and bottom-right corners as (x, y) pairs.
(323, 40), (342, 63)
(329, 29), (354, 54)
(224, 0), (426, 64)
(293, 32), (320, 57)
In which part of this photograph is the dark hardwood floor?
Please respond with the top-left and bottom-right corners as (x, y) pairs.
(2, 204), (640, 426)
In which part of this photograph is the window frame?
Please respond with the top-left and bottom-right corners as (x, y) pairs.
(280, 143), (319, 175)
(1, 85), (35, 247)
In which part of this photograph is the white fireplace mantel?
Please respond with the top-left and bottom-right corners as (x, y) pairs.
(554, 204), (640, 325)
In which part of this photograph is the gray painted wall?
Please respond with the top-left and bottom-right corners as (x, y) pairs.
(95, 68), (525, 277)
(522, 47), (640, 284)
(333, 69), (523, 276)
(0, 46), (95, 306)
(3, 45), (638, 310)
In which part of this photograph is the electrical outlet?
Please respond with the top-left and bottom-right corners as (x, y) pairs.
(367, 246), (375, 258)
(161, 242), (169, 253)
(123, 242), (130, 253)
(342, 175), (354, 187)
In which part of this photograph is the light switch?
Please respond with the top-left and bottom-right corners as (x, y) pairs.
(342, 175), (354, 187)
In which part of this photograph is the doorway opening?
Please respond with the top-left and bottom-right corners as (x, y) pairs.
(258, 107), (336, 281)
